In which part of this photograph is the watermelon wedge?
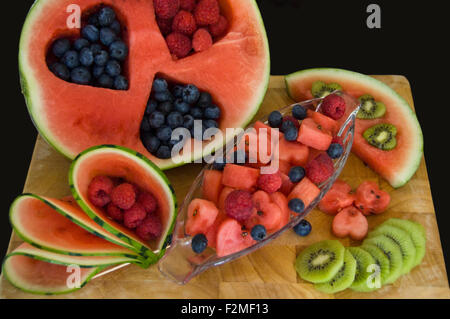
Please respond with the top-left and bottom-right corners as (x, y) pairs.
(285, 68), (423, 188)
(19, 0), (270, 170)
(69, 145), (177, 261)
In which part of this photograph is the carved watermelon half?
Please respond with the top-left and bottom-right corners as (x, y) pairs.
(19, 0), (270, 170)
(285, 68), (423, 188)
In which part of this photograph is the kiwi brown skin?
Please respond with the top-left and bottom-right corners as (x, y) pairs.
(363, 123), (397, 150)
(357, 94), (387, 119)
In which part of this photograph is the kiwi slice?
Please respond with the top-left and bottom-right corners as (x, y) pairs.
(348, 247), (380, 292)
(357, 94), (386, 119)
(381, 219), (426, 268)
(360, 244), (391, 285)
(314, 249), (357, 294)
(363, 123), (397, 150)
(311, 81), (343, 98)
(367, 224), (416, 275)
(295, 240), (345, 283)
(363, 236), (403, 284)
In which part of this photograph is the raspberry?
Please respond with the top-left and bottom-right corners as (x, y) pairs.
(180, 0), (196, 12)
(224, 190), (254, 222)
(157, 18), (173, 36)
(257, 172), (282, 194)
(282, 115), (300, 130)
(88, 175), (114, 207)
(111, 183), (136, 210)
(136, 214), (162, 241)
(137, 191), (158, 214)
(208, 15), (228, 37)
(321, 94), (346, 120)
(172, 11), (197, 35)
(106, 203), (124, 222)
(166, 32), (192, 58)
(192, 28), (212, 52)
(154, 0), (180, 19)
(123, 203), (147, 229)
(194, 0), (220, 26)
(306, 153), (334, 184)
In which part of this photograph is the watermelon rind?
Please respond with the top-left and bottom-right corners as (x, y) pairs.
(2, 254), (104, 295)
(18, 0), (271, 171)
(69, 145), (178, 263)
(10, 194), (143, 261)
(285, 68), (423, 188)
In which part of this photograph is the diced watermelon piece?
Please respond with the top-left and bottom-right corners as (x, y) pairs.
(288, 177), (321, 207)
(297, 118), (332, 151)
(202, 170), (223, 205)
(318, 180), (355, 215)
(307, 109), (339, 135)
(278, 159), (291, 175)
(204, 210), (227, 248)
(276, 138), (309, 167)
(245, 191), (282, 232)
(280, 173), (295, 196)
(216, 218), (256, 257)
(270, 192), (290, 231)
(254, 121), (283, 140)
(185, 199), (219, 236)
(222, 164), (260, 191)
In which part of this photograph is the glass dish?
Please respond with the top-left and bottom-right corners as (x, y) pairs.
(157, 91), (360, 284)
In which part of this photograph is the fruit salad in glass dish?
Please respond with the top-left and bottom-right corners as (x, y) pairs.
(158, 91), (360, 284)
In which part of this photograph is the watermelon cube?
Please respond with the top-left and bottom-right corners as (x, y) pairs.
(297, 118), (332, 151)
(288, 177), (321, 208)
(307, 110), (339, 135)
(222, 164), (260, 191)
(202, 170), (223, 205)
(276, 138), (309, 167)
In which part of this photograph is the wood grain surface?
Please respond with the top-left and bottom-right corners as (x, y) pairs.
(1, 76), (448, 299)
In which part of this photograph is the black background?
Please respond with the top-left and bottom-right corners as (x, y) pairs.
(1, 0), (449, 285)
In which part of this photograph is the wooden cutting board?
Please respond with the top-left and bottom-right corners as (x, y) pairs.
(1, 76), (449, 299)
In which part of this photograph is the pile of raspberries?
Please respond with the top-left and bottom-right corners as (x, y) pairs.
(154, 0), (229, 58)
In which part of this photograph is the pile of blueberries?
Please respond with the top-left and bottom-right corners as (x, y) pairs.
(141, 78), (222, 159)
(48, 6), (129, 90)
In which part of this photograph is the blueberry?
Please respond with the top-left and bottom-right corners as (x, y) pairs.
(156, 145), (171, 159)
(81, 24), (99, 42)
(70, 67), (91, 85)
(52, 38), (70, 57)
(50, 63), (70, 81)
(280, 120), (294, 133)
(145, 100), (158, 115)
(167, 112), (184, 129)
(204, 119), (218, 130)
(114, 75), (128, 90)
(90, 44), (102, 55)
(204, 105), (221, 120)
(172, 85), (184, 98)
(292, 104), (307, 120)
(169, 134), (186, 149)
(94, 50), (109, 66)
(105, 60), (121, 77)
(61, 50), (79, 69)
(158, 101), (173, 115)
(73, 38), (89, 51)
(231, 150), (248, 164)
(109, 40), (128, 61)
(251, 225), (267, 241)
(284, 126), (298, 141)
(182, 84), (200, 104)
(268, 111), (283, 128)
(92, 66), (104, 79)
(88, 13), (100, 27)
(97, 74), (113, 88)
(183, 114), (195, 129)
(79, 47), (94, 66)
(327, 143), (343, 159)
(156, 126), (173, 142)
(174, 99), (190, 114)
(293, 219), (312, 237)
(190, 107), (203, 119)
(153, 78), (168, 93)
(154, 90), (173, 103)
(140, 117), (151, 132)
(142, 134), (161, 154)
(99, 27), (116, 46)
(288, 166), (305, 183)
(212, 158), (226, 171)
(191, 234), (208, 254)
(98, 6), (116, 26)
(148, 111), (165, 129)
(110, 20), (121, 34)
(288, 198), (305, 214)
(197, 92), (212, 108)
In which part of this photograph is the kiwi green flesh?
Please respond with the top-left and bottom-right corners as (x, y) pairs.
(357, 95), (386, 119)
(367, 225), (416, 275)
(381, 219), (426, 267)
(363, 236), (403, 284)
(295, 240), (345, 284)
(348, 247), (380, 292)
(363, 123), (397, 150)
(360, 244), (391, 285)
(311, 81), (343, 98)
(314, 249), (357, 294)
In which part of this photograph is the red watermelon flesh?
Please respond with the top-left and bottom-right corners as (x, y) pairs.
(286, 68), (423, 188)
(19, 0), (270, 170)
